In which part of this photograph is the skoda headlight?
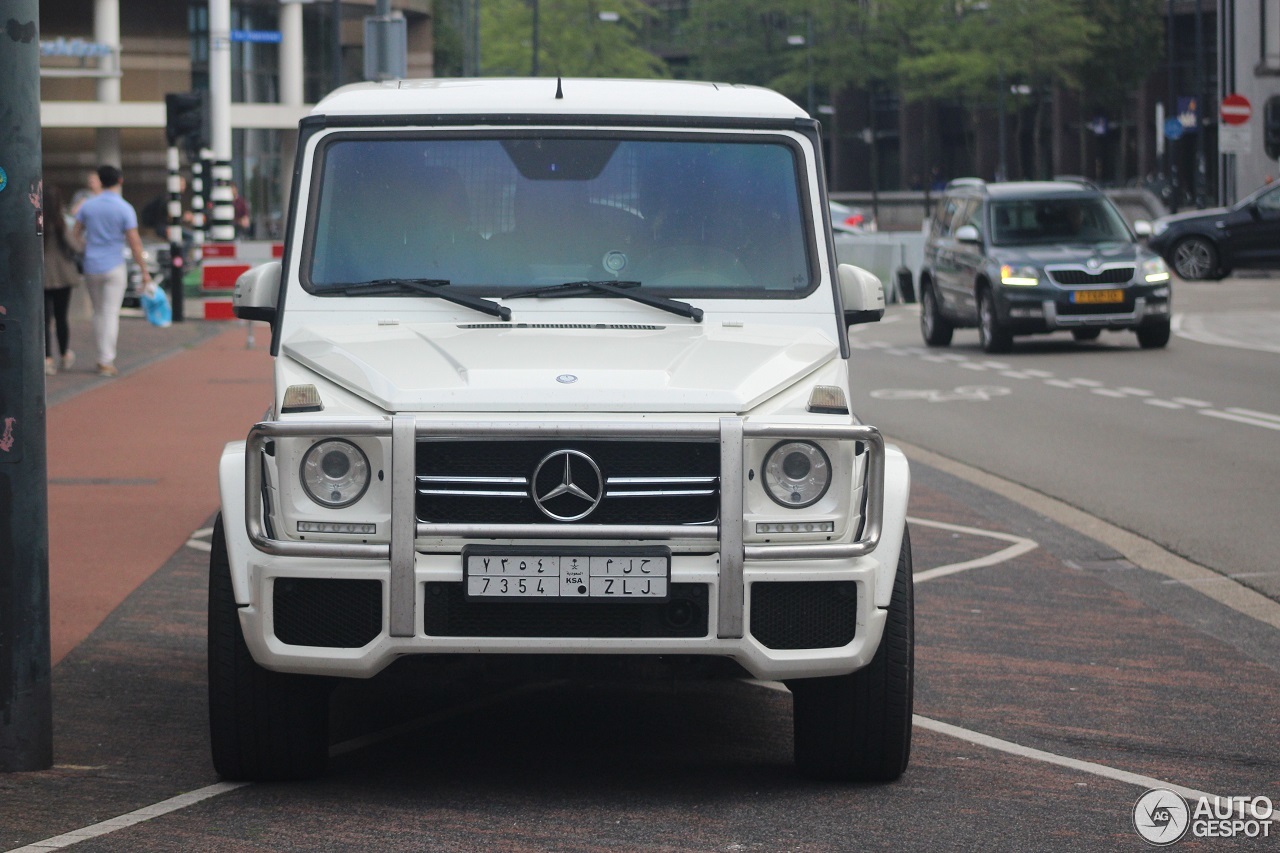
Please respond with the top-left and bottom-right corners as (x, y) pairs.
(1142, 256), (1171, 283)
(1000, 265), (1039, 286)
(300, 439), (371, 508)
(762, 441), (831, 508)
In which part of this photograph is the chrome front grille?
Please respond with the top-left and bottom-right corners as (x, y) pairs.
(416, 440), (720, 526)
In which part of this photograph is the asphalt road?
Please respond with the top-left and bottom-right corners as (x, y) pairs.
(6, 281), (1279, 850)
(851, 274), (1280, 601)
(7, 469), (1279, 851)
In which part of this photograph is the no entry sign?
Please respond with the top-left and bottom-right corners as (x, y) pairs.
(1220, 93), (1252, 126)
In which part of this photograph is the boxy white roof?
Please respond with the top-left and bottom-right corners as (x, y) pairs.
(312, 77), (808, 121)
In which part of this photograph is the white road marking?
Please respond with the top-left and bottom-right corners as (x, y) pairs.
(1226, 407), (1280, 425)
(8, 783), (249, 851)
(1200, 408), (1280, 431)
(1022, 369), (1055, 378)
(870, 386), (1011, 403)
(907, 516), (1039, 583)
(912, 716), (1223, 805)
(13, 684), (552, 850)
(185, 527), (214, 553)
(1144, 399), (1184, 410)
(999, 371), (1031, 379)
(1045, 379), (1077, 389)
(1089, 388), (1128, 398)
(1069, 378), (1104, 387)
(1171, 397), (1212, 408)
(1116, 387), (1153, 397)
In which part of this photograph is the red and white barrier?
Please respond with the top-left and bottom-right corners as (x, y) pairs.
(199, 240), (283, 320)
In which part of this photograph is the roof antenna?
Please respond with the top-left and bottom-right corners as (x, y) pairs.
(555, 77), (564, 99)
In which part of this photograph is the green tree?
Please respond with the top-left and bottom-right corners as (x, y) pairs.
(1076, 0), (1165, 180)
(678, 0), (794, 88)
(480, 0), (668, 78)
(896, 0), (1097, 178)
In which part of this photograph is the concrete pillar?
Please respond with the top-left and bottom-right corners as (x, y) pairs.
(93, 0), (121, 166)
(281, 0), (306, 108)
(208, 0), (235, 242)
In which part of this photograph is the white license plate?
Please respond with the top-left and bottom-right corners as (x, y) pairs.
(465, 552), (669, 599)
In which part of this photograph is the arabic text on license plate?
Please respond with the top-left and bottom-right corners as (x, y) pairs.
(465, 553), (669, 598)
(1071, 289), (1124, 304)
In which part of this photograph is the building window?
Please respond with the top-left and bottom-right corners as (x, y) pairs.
(1264, 0), (1280, 73)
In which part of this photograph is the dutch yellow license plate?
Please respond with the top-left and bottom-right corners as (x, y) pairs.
(1071, 289), (1124, 304)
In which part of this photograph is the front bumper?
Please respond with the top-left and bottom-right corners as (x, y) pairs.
(999, 288), (1171, 331)
(222, 417), (907, 682)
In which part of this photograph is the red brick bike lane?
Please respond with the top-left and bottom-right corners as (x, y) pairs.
(42, 315), (273, 664)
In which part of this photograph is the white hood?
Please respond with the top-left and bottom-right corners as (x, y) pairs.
(281, 322), (838, 413)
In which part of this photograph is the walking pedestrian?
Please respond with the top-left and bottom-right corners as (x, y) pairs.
(43, 184), (83, 375)
(69, 168), (102, 218)
(74, 165), (151, 377)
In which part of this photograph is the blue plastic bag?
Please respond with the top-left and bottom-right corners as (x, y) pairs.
(141, 284), (172, 328)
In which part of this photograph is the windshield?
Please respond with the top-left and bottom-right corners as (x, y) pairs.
(304, 132), (815, 299)
(989, 196), (1132, 246)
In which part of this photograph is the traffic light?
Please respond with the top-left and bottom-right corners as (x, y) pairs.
(1266, 96), (1280, 161)
(164, 91), (209, 153)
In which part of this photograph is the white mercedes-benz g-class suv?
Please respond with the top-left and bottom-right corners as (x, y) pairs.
(214, 78), (913, 783)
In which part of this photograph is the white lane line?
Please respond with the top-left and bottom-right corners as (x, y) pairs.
(1200, 409), (1280, 431)
(958, 362), (988, 371)
(912, 716), (1222, 805)
(1171, 397), (1212, 408)
(1226, 407), (1280, 425)
(186, 527), (214, 553)
(1069, 378), (1104, 387)
(1090, 388), (1128, 398)
(12, 683), (553, 851)
(999, 371), (1031, 379)
(747, 686), (1225, 806)
(907, 516), (1039, 583)
(8, 783), (250, 851)
(1022, 369), (1055, 378)
(1116, 387), (1153, 397)
(1045, 379), (1077, 389)
(1144, 399), (1184, 410)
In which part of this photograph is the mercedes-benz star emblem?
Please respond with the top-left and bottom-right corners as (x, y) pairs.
(531, 449), (604, 522)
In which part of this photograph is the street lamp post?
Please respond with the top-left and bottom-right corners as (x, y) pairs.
(997, 66), (1008, 182)
(531, 0), (539, 76)
(787, 16), (815, 118)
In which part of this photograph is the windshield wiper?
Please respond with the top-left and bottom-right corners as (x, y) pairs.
(504, 280), (703, 322)
(332, 278), (511, 321)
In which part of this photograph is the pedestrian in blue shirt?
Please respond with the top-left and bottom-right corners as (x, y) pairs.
(74, 164), (152, 377)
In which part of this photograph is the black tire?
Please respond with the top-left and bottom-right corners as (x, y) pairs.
(1071, 328), (1102, 342)
(977, 290), (1013, 354)
(208, 514), (332, 781)
(919, 284), (953, 347)
(1170, 236), (1218, 281)
(1136, 320), (1171, 349)
(789, 527), (914, 782)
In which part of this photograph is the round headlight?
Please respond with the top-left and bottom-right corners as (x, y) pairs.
(300, 439), (371, 508)
(762, 441), (831, 509)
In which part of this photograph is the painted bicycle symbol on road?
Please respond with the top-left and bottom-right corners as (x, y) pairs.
(869, 386), (1012, 403)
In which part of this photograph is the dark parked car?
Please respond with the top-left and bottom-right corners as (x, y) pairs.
(918, 178), (1172, 352)
(1147, 181), (1280, 280)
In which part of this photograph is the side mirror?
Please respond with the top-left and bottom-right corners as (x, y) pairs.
(954, 224), (981, 243)
(838, 263), (885, 326)
(1133, 220), (1152, 237)
(234, 261), (280, 323)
